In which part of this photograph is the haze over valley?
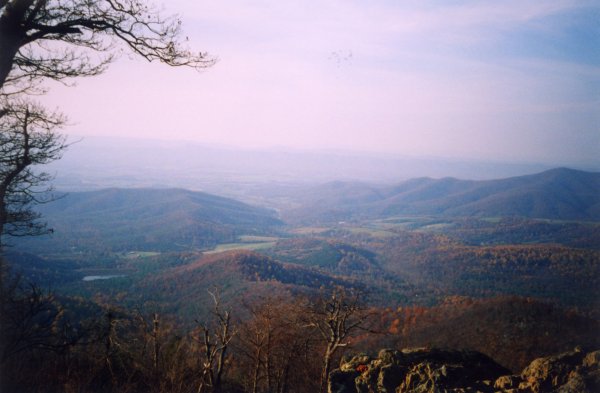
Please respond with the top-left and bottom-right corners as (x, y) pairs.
(46, 135), (597, 206)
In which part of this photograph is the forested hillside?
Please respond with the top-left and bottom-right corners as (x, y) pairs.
(13, 188), (282, 253)
(282, 168), (600, 224)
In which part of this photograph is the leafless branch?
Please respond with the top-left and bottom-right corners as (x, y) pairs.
(0, 0), (216, 94)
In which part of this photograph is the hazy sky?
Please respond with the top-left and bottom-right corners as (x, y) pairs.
(42, 0), (599, 165)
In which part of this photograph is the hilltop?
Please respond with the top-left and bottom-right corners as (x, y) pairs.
(132, 250), (363, 321)
(282, 168), (600, 224)
(15, 188), (282, 253)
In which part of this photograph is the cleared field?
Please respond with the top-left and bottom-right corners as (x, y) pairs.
(204, 241), (277, 254)
(289, 227), (331, 234)
(238, 235), (280, 242)
(123, 251), (161, 259)
(415, 223), (455, 231)
(345, 226), (396, 238)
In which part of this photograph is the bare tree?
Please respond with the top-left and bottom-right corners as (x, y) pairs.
(128, 310), (193, 393)
(0, 269), (64, 364)
(194, 290), (235, 393)
(0, 98), (67, 246)
(308, 288), (371, 393)
(237, 295), (322, 393)
(0, 258), (88, 391)
(0, 0), (215, 94)
(238, 297), (281, 393)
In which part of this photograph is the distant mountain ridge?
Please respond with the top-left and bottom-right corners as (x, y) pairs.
(50, 136), (570, 194)
(283, 168), (600, 223)
(12, 168), (600, 252)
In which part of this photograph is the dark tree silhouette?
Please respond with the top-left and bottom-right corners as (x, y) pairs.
(0, 99), (66, 246)
(0, 0), (215, 94)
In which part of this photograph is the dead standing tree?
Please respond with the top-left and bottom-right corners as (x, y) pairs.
(194, 290), (235, 393)
(308, 288), (371, 393)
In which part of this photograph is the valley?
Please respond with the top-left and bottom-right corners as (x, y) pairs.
(3, 168), (600, 392)
(8, 169), (600, 312)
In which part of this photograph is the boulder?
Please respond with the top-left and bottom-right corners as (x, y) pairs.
(494, 375), (520, 390)
(329, 347), (600, 393)
(583, 350), (600, 368)
(520, 348), (585, 389)
(340, 353), (372, 372)
(329, 348), (508, 393)
(502, 347), (600, 393)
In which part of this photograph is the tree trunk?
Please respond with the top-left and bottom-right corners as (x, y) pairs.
(153, 313), (160, 378)
(278, 356), (291, 393)
(213, 312), (230, 393)
(0, 0), (34, 89)
(214, 339), (227, 393)
(320, 346), (334, 393)
(251, 346), (262, 393)
(265, 329), (272, 393)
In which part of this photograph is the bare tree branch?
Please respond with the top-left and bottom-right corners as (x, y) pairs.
(0, 97), (67, 246)
(194, 289), (235, 393)
(307, 287), (371, 393)
(0, 0), (216, 94)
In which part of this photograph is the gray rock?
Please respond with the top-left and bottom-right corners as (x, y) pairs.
(340, 353), (372, 372)
(583, 350), (600, 368)
(494, 375), (521, 390)
(329, 347), (600, 393)
(329, 348), (507, 393)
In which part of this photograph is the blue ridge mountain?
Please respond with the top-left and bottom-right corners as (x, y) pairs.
(282, 168), (600, 224)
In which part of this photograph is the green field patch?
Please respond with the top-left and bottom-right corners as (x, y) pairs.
(378, 217), (420, 224)
(369, 219), (419, 231)
(122, 251), (161, 259)
(238, 235), (279, 243)
(345, 226), (396, 238)
(204, 241), (277, 255)
(480, 217), (503, 223)
(415, 223), (454, 231)
(376, 222), (415, 230)
(370, 216), (455, 231)
(290, 227), (331, 234)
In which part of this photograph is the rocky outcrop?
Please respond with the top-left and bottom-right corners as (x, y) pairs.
(330, 348), (509, 393)
(516, 348), (600, 393)
(329, 347), (600, 393)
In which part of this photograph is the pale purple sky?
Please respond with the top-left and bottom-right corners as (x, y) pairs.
(42, 0), (600, 166)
